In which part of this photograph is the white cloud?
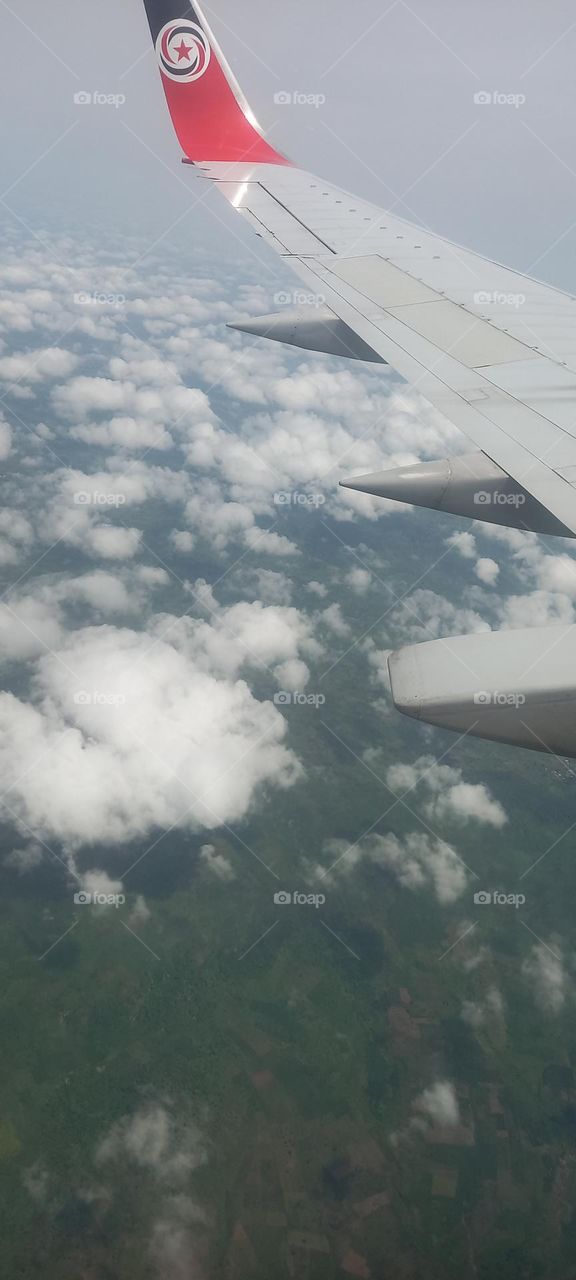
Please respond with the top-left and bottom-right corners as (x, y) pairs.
(0, 347), (78, 385)
(150, 1207), (207, 1280)
(447, 531), (477, 560)
(414, 1080), (460, 1128)
(319, 603), (351, 637)
(461, 986), (505, 1028)
(386, 756), (507, 829)
(320, 830), (468, 904)
(523, 942), (567, 1014)
(160, 600), (321, 685)
(199, 843), (236, 881)
(345, 567), (372, 594)
(248, 569), (293, 607)
(129, 894), (152, 927)
(427, 782), (507, 829)
(0, 622), (302, 849)
(79, 868), (125, 901)
(0, 419), (12, 459)
(72, 417), (174, 451)
(392, 589), (491, 643)
(63, 571), (139, 614)
(365, 642), (393, 691)
(475, 557), (499, 586)
(0, 597), (62, 663)
(243, 524), (299, 557)
(170, 530), (195, 554)
(96, 1102), (206, 1184)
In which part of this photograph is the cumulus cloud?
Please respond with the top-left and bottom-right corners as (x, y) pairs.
(170, 530), (195, 554)
(0, 596), (62, 663)
(0, 419), (12, 459)
(461, 986), (505, 1029)
(476, 525), (576, 631)
(246, 569), (293, 607)
(63, 570), (142, 615)
(159, 599), (321, 685)
(475, 557), (499, 586)
(523, 942), (567, 1014)
(414, 1080), (460, 1128)
(78, 868), (125, 902)
(199, 844), (236, 881)
(428, 782), (507, 829)
(318, 830), (468, 904)
(96, 1102), (206, 1184)
(0, 621), (303, 849)
(52, 367), (214, 456)
(150, 1201), (207, 1280)
(447, 531), (477, 560)
(129, 894), (152, 927)
(319, 603), (351, 637)
(392, 1079), (463, 1148)
(391, 588), (491, 643)
(385, 756), (507, 829)
(0, 346), (78, 385)
(345, 567), (372, 594)
(96, 1100), (210, 1277)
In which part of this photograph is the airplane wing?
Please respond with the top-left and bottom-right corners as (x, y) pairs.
(141, 0), (576, 756)
(142, 0), (576, 540)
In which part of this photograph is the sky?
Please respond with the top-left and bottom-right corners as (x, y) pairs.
(3, 0), (576, 286)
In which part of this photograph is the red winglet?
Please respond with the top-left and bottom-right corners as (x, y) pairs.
(143, 0), (290, 166)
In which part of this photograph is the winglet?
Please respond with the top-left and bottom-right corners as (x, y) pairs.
(142, 0), (289, 165)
